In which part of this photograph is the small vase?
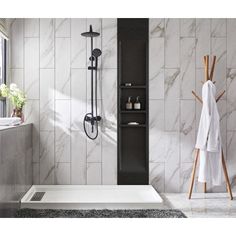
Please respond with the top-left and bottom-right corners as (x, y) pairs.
(11, 108), (24, 123)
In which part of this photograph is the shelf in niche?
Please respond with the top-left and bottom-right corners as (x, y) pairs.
(119, 85), (146, 89)
(120, 110), (146, 114)
(120, 124), (146, 128)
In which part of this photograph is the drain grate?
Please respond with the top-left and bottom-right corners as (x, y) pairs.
(30, 192), (45, 201)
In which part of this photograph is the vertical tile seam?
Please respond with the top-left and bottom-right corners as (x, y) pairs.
(69, 18), (72, 184)
(53, 18), (56, 184)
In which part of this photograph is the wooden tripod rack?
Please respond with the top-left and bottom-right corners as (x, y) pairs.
(188, 55), (233, 200)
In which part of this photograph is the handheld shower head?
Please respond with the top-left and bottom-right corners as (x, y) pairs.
(92, 48), (102, 68)
(92, 48), (102, 58)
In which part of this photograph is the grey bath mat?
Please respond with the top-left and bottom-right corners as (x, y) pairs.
(15, 208), (186, 218)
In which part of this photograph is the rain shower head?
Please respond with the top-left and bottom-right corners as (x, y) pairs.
(92, 48), (102, 58)
(81, 25), (100, 37)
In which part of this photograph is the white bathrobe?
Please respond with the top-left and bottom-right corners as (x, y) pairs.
(195, 80), (223, 185)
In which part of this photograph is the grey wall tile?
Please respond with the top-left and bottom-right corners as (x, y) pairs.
(24, 38), (39, 99)
(71, 19), (87, 69)
(87, 162), (102, 185)
(180, 19), (196, 37)
(40, 69), (55, 131)
(39, 131), (55, 184)
(40, 19), (54, 68)
(196, 19), (211, 68)
(10, 19), (24, 68)
(102, 18), (117, 69)
(24, 19), (39, 37)
(211, 19), (226, 37)
(180, 38), (196, 99)
(227, 19), (236, 68)
(71, 131), (87, 184)
(165, 19), (180, 68)
(55, 38), (71, 99)
(149, 18), (165, 38)
(55, 18), (70, 37)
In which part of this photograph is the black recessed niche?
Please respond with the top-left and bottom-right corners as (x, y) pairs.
(117, 18), (149, 185)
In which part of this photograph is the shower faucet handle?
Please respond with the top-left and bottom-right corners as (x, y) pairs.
(88, 66), (97, 70)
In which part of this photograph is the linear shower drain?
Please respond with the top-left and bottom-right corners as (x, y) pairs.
(30, 192), (45, 201)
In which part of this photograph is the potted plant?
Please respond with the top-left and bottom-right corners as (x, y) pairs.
(0, 83), (27, 122)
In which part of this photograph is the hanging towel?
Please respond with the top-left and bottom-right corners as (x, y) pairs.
(0, 117), (21, 126)
(195, 80), (223, 185)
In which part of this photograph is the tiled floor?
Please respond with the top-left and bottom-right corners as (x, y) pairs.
(162, 192), (236, 218)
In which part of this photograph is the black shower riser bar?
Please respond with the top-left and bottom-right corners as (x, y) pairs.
(81, 25), (102, 140)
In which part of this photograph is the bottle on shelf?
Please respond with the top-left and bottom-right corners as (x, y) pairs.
(126, 96), (133, 110)
(134, 96), (141, 110)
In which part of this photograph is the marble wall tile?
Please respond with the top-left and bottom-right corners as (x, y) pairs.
(227, 19), (236, 68)
(86, 99), (102, 163)
(226, 131), (236, 187)
(24, 19), (39, 37)
(71, 18), (87, 69)
(55, 100), (71, 163)
(55, 38), (71, 99)
(55, 163), (70, 184)
(180, 38), (196, 99)
(218, 99), (227, 154)
(165, 100), (180, 131)
(24, 100), (40, 163)
(10, 69), (23, 90)
(149, 162), (165, 192)
(102, 18), (117, 69)
(211, 37), (226, 95)
(180, 19), (196, 37)
(39, 131), (55, 184)
(10, 19), (24, 68)
(86, 19), (102, 67)
(40, 19), (54, 68)
(24, 38), (40, 99)
(86, 134), (102, 163)
(227, 69), (236, 130)
(55, 18), (70, 37)
(87, 162), (102, 185)
(101, 69), (117, 133)
(196, 19), (211, 68)
(180, 100), (195, 163)
(180, 163), (193, 192)
(165, 19), (180, 68)
(71, 131), (87, 184)
(149, 100), (165, 162)
(164, 132), (180, 192)
(33, 162), (40, 184)
(149, 38), (164, 99)
(102, 131), (117, 184)
(40, 69), (55, 131)
(211, 19), (226, 37)
(71, 69), (87, 131)
(149, 18), (165, 38)
(164, 68), (180, 100)
(165, 164), (180, 193)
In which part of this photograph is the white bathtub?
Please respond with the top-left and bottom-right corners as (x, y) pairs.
(21, 185), (163, 210)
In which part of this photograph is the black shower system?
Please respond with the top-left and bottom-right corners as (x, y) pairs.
(81, 25), (102, 140)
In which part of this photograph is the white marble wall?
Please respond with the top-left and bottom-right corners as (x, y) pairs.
(8, 19), (236, 193)
(149, 18), (236, 193)
(9, 18), (117, 185)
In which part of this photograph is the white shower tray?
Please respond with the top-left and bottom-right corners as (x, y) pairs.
(21, 185), (163, 210)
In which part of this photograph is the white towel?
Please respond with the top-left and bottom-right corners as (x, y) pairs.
(195, 80), (223, 185)
(0, 117), (21, 126)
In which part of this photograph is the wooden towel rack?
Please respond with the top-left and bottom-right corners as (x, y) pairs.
(188, 55), (233, 200)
